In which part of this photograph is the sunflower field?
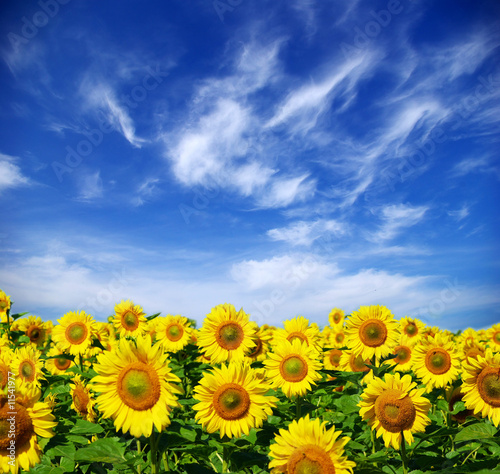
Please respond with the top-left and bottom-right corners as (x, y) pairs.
(1, 288), (500, 474)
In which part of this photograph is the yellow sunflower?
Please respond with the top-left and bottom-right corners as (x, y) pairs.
(263, 339), (322, 399)
(413, 333), (461, 391)
(11, 346), (44, 388)
(272, 316), (322, 352)
(0, 353), (12, 391)
(92, 334), (182, 438)
(155, 315), (193, 352)
(456, 328), (480, 348)
(459, 340), (486, 368)
(391, 336), (415, 373)
(11, 316), (47, 348)
(486, 324), (500, 351)
(197, 303), (256, 364)
(112, 300), (147, 338)
(359, 372), (431, 450)
(70, 374), (96, 422)
(461, 349), (500, 426)
(45, 346), (75, 375)
(193, 361), (277, 438)
(268, 414), (355, 474)
(399, 316), (425, 342)
(245, 324), (273, 362)
(0, 290), (10, 323)
(52, 310), (97, 356)
(328, 307), (345, 327)
(324, 348), (343, 371)
(345, 305), (400, 362)
(337, 349), (376, 384)
(329, 328), (347, 349)
(0, 383), (56, 473)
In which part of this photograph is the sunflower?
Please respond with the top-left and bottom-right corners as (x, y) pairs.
(328, 307), (345, 327)
(246, 324), (273, 362)
(268, 414), (355, 474)
(112, 300), (147, 339)
(197, 303), (256, 364)
(70, 374), (96, 422)
(0, 383), (56, 473)
(193, 361), (277, 438)
(11, 316), (47, 348)
(413, 333), (461, 391)
(52, 310), (97, 356)
(391, 336), (415, 373)
(0, 290), (10, 323)
(359, 372), (431, 450)
(456, 328), (480, 348)
(272, 316), (322, 352)
(45, 346), (75, 375)
(263, 339), (322, 399)
(329, 328), (347, 348)
(399, 316), (424, 342)
(461, 349), (500, 426)
(486, 324), (500, 351)
(92, 334), (182, 438)
(324, 348), (343, 371)
(337, 349), (376, 384)
(460, 340), (486, 368)
(345, 305), (400, 362)
(0, 353), (12, 391)
(155, 315), (193, 353)
(11, 346), (44, 388)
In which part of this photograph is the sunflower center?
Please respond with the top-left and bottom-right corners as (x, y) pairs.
(27, 326), (43, 343)
(216, 322), (244, 350)
(66, 322), (88, 345)
(359, 319), (388, 347)
(425, 348), (452, 375)
(404, 323), (417, 336)
(0, 401), (34, 450)
(280, 355), (308, 382)
(335, 333), (345, 344)
(0, 365), (8, 389)
(122, 311), (139, 331)
(477, 368), (500, 407)
(494, 332), (500, 344)
(329, 349), (342, 367)
(213, 383), (250, 420)
(117, 362), (161, 411)
(287, 332), (308, 345)
(0, 301), (7, 310)
(73, 386), (90, 415)
(394, 345), (411, 364)
(287, 445), (336, 474)
(166, 323), (183, 342)
(333, 313), (342, 324)
(375, 389), (416, 433)
(55, 356), (71, 371)
(20, 360), (35, 382)
(350, 354), (369, 373)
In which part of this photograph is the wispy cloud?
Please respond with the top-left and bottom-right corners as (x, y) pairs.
(132, 178), (161, 207)
(267, 219), (345, 246)
(448, 205), (470, 222)
(370, 203), (428, 242)
(75, 170), (103, 202)
(0, 153), (30, 192)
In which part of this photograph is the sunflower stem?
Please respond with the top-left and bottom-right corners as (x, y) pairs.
(136, 439), (142, 474)
(150, 430), (158, 474)
(163, 451), (170, 471)
(400, 432), (409, 474)
(79, 354), (84, 373)
(222, 445), (231, 473)
(296, 396), (302, 420)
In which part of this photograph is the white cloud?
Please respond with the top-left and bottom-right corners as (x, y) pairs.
(267, 219), (345, 246)
(76, 170), (103, 202)
(371, 203), (429, 242)
(132, 178), (161, 207)
(450, 156), (499, 178)
(0, 153), (30, 192)
(448, 205), (469, 222)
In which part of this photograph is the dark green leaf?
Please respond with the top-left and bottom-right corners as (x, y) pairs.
(70, 419), (105, 435)
(74, 438), (127, 464)
(455, 422), (497, 442)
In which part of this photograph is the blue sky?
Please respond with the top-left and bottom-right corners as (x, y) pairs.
(0, 0), (499, 331)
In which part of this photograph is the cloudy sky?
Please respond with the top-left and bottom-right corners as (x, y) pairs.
(0, 0), (499, 331)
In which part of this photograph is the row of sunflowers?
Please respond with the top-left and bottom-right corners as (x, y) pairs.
(0, 287), (499, 473)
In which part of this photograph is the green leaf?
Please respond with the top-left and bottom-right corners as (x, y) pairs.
(19, 335), (31, 344)
(66, 435), (91, 445)
(70, 419), (105, 435)
(455, 422), (497, 442)
(74, 438), (127, 464)
(450, 401), (466, 415)
(180, 426), (197, 442)
(30, 466), (66, 474)
(146, 312), (161, 321)
(45, 443), (76, 460)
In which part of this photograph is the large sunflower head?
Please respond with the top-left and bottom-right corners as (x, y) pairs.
(269, 414), (356, 474)
(197, 303), (256, 364)
(413, 333), (461, 391)
(12, 316), (47, 348)
(344, 305), (400, 363)
(0, 290), (11, 323)
(91, 335), (182, 438)
(0, 383), (56, 473)
(263, 339), (323, 399)
(193, 361), (277, 438)
(328, 307), (345, 327)
(399, 316), (424, 342)
(461, 349), (500, 426)
(70, 374), (96, 422)
(45, 346), (75, 375)
(112, 300), (147, 338)
(272, 316), (322, 352)
(155, 315), (193, 353)
(359, 372), (431, 450)
(52, 310), (98, 356)
(11, 346), (44, 388)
